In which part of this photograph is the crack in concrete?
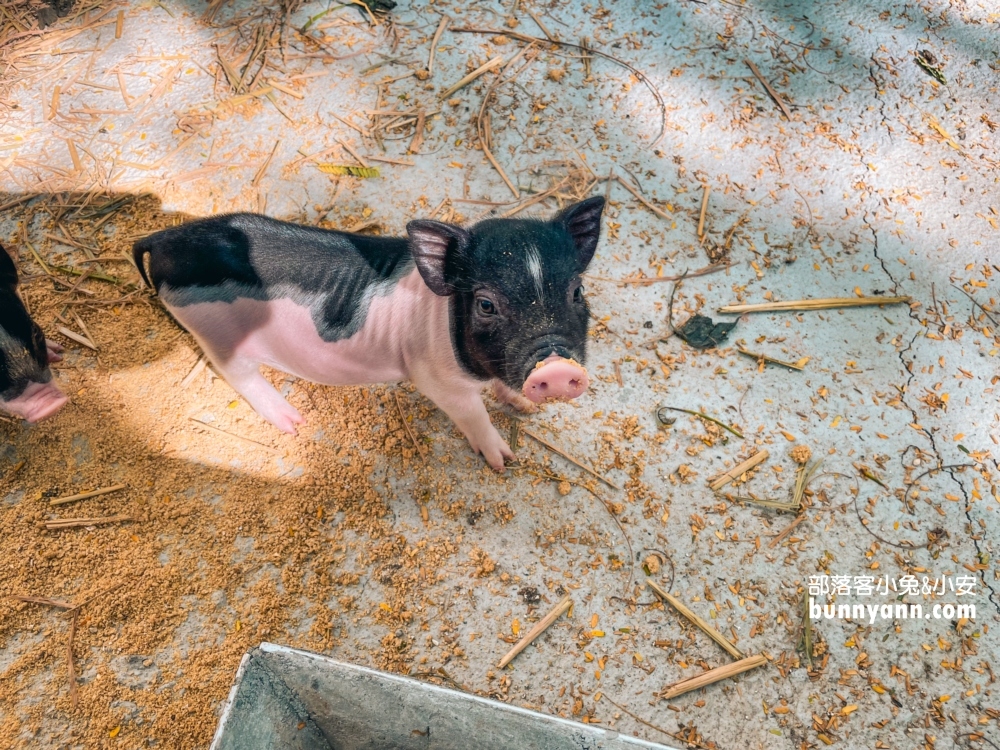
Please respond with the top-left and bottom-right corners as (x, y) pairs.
(864, 216), (1000, 614)
(894, 347), (1000, 613)
(947, 467), (1000, 614)
(863, 215), (922, 405)
(868, 58), (893, 138)
(863, 212), (899, 294)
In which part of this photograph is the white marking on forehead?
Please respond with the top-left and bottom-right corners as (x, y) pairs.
(525, 246), (544, 302)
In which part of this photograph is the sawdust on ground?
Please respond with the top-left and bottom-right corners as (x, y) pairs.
(0, 194), (475, 748)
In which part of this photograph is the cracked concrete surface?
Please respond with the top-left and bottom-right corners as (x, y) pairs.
(2, 0), (999, 748)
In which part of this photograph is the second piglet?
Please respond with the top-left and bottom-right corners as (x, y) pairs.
(133, 196), (604, 470)
(0, 245), (68, 423)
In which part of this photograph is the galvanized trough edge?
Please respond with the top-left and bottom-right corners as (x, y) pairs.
(209, 649), (253, 750)
(210, 642), (679, 750)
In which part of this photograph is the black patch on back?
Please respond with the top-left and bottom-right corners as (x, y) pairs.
(134, 214), (413, 342)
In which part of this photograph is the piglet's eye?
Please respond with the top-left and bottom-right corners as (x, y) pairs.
(573, 285), (585, 303)
(478, 298), (496, 315)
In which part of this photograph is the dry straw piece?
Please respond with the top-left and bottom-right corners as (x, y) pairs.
(334, 138), (369, 168)
(718, 296), (911, 314)
(498, 594), (572, 668)
(426, 15), (450, 74)
(267, 79), (304, 99)
(330, 112), (370, 136)
(14, 595), (74, 608)
(251, 139), (281, 187)
(709, 450), (768, 492)
(791, 460), (823, 508)
(647, 580), (744, 660)
(393, 391), (426, 460)
(50, 484), (126, 507)
(181, 357), (207, 388)
(598, 261), (730, 287)
(737, 348), (809, 371)
(67, 611), (79, 709)
(744, 59), (792, 121)
(659, 654), (768, 700)
(768, 514), (805, 549)
(407, 111), (426, 154)
(522, 427), (620, 490)
(697, 184), (710, 238)
(367, 156), (415, 167)
(658, 406), (743, 439)
(65, 139), (83, 172)
(439, 55), (504, 100)
(524, 4), (557, 42)
(189, 418), (284, 455)
(476, 44), (533, 199)
(615, 175), (671, 221)
(57, 326), (96, 350)
(44, 515), (134, 530)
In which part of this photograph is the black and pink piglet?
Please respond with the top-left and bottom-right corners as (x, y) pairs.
(133, 196), (605, 470)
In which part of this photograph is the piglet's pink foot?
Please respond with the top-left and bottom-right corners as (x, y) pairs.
(221, 366), (306, 436)
(468, 427), (515, 472)
(45, 339), (64, 363)
(261, 405), (306, 435)
(239, 390), (305, 435)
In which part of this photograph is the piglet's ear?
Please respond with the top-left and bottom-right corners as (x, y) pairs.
(0, 244), (17, 286)
(554, 196), (605, 271)
(407, 220), (470, 297)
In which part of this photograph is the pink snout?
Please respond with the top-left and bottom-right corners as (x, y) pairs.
(1, 380), (68, 423)
(522, 355), (589, 404)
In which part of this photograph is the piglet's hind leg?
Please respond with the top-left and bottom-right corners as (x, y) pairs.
(168, 301), (305, 435)
(212, 356), (305, 435)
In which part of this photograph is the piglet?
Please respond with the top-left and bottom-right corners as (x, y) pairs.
(0, 245), (68, 422)
(132, 196), (604, 470)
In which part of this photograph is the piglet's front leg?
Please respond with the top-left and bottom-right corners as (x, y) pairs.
(492, 379), (538, 414)
(414, 375), (514, 471)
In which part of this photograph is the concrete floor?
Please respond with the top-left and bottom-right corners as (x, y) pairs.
(2, 0), (999, 748)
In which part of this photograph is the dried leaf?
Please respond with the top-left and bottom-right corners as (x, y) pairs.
(316, 164), (381, 178)
(915, 53), (946, 84)
(675, 314), (736, 349)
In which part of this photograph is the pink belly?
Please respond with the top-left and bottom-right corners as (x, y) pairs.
(167, 295), (409, 386)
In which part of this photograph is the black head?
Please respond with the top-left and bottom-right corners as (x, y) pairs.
(407, 196), (605, 389)
(0, 245), (54, 401)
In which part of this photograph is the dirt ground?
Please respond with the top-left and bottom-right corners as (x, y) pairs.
(1, 1), (999, 749)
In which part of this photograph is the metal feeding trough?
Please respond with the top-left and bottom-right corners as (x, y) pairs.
(210, 643), (676, 750)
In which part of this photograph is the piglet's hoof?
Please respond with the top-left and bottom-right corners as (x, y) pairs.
(45, 339), (64, 363)
(259, 403), (306, 435)
(472, 432), (514, 472)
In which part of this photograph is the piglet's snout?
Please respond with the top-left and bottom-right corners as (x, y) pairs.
(5, 380), (68, 423)
(522, 355), (589, 404)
